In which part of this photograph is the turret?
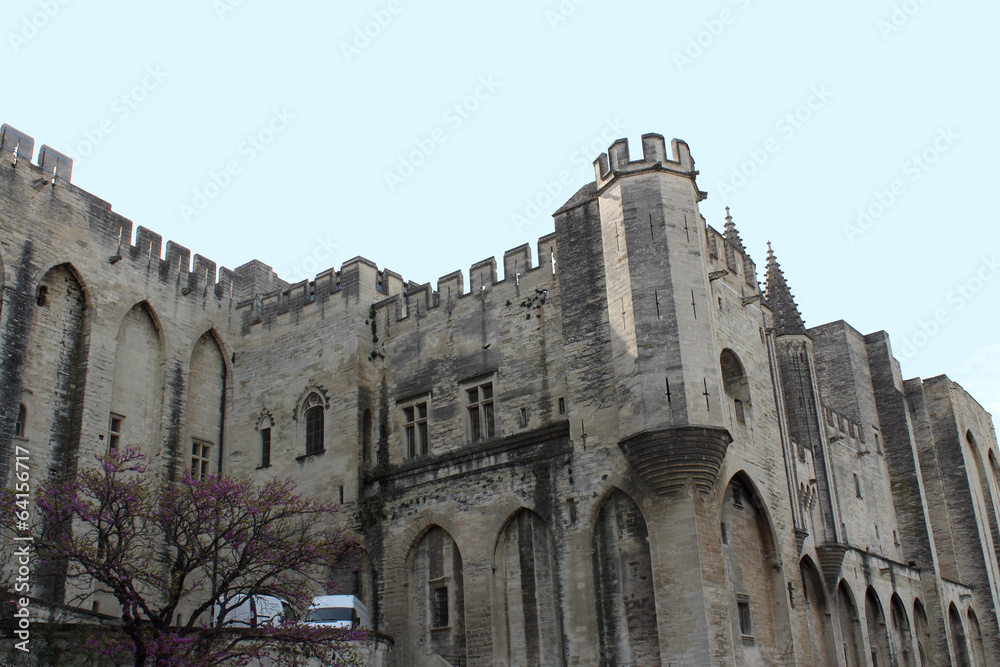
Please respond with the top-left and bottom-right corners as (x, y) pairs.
(554, 134), (731, 496)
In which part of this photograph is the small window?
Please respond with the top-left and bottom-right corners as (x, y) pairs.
(403, 402), (429, 457)
(191, 440), (212, 480)
(432, 587), (449, 628)
(558, 397), (566, 415)
(14, 404), (26, 438)
(854, 474), (862, 499)
(304, 394), (325, 456)
(260, 428), (271, 468)
(36, 285), (48, 307)
(875, 432), (882, 455)
(737, 595), (753, 637)
(519, 407), (528, 426)
(721, 522), (728, 545)
(732, 484), (744, 508)
(734, 399), (745, 425)
(466, 380), (496, 442)
(108, 414), (124, 451)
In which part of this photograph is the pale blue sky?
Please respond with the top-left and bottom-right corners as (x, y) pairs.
(4, 0), (998, 420)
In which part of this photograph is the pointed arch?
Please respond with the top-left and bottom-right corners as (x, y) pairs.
(967, 608), (985, 667)
(837, 582), (864, 667)
(492, 509), (564, 667)
(109, 302), (164, 457)
(799, 556), (837, 665)
(890, 594), (915, 667)
(720, 472), (792, 664)
(592, 487), (660, 666)
(23, 263), (89, 477)
(949, 603), (971, 667)
(913, 599), (930, 666)
(865, 588), (892, 667)
(404, 524), (466, 666)
(187, 331), (226, 479)
(966, 431), (1000, 570)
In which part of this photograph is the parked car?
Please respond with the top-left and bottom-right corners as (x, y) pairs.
(302, 595), (370, 629)
(215, 594), (293, 628)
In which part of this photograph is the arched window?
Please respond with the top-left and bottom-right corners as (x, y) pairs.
(14, 404), (26, 438)
(721, 349), (751, 424)
(304, 393), (324, 456)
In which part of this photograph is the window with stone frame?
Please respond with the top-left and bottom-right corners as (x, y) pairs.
(737, 594), (753, 638)
(108, 413), (124, 451)
(464, 377), (496, 443)
(304, 393), (325, 456)
(14, 404), (26, 439)
(402, 399), (429, 458)
(432, 586), (449, 629)
(260, 427), (271, 468)
(191, 440), (212, 481)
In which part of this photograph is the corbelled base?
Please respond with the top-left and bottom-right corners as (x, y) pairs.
(619, 426), (733, 496)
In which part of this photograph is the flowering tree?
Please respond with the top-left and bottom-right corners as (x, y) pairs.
(10, 446), (366, 667)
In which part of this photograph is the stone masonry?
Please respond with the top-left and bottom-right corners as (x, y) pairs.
(1, 122), (999, 666)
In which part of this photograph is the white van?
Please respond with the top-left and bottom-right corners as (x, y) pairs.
(302, 594), (370, 629)
(216, 594), (291, 628)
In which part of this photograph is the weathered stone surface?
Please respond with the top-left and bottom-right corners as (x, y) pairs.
(1, 129), (998, 666)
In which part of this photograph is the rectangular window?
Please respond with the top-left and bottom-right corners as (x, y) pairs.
(14, 405), (26, 439)
(260, 428), (271, 468)
(191, 440), (212, 481)
(108, 414), (124, 451)
(558, 397), (566, 415)
(737, 595), (753, 637)
(466, 381), (495, 442)
(734, 399), (745, 424)
(403, 401), (429, 457)
(854, 474), (862, 499)
(432, 587), (449, 628)
(875, 432), (882, 455)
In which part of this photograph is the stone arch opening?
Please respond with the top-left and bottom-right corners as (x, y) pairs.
(721, 473), (791, 665)
(890, 594), (915, 667)
(23, 263), (90, 604)
(949, 603), (971, 667)
(913, 599), (930, 666)
(720, 349), (750, 424)
(967, 608), (985, 667)
(865, 588), (892, 667)
(187, 331), (226, 480)
(592, 488), (660, 667)
(967, 431), (1000, 570)
(404, 525), (466, 666)
(837, 582), (864, 667)
(799, 557), (836, 666)
(492, 509), (564, 667)
(109, 303), (163, 459)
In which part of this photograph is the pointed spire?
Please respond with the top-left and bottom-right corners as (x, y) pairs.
(723, 207), (746, 251)
(765, 242), (807, 336)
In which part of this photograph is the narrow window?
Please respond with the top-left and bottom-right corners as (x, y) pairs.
(734, 399), (746, 424)
(737, 595), (753, 637)
(519, 407), (528, 426)
(191, 440), (212, 480)
(260, 427), (271, 468)
(304, 396), (324, 456)
(14, 404), (26, 438)
(467, 382), (495, 442)
(732, 484), (744, 508)
(362, 409), (373, 463)
(432, 587), (449, 628)
(721, 522), (728, 545)
(108, 414), (124, 451)
(875, 432), (882, 454)
(558, 397), (566, 415)
(854, 474), (862, 499)
(403, 401), (429, 457)
(36, 285), (48, 307)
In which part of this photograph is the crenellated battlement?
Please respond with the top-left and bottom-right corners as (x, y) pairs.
(593, 133), (699, 191)
(235, 233), (560, 336)
(1, 122), (242, 301)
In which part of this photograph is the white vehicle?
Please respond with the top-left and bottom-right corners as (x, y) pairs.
(302, 594), (370, 629)
(215, 594), (292, 628)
